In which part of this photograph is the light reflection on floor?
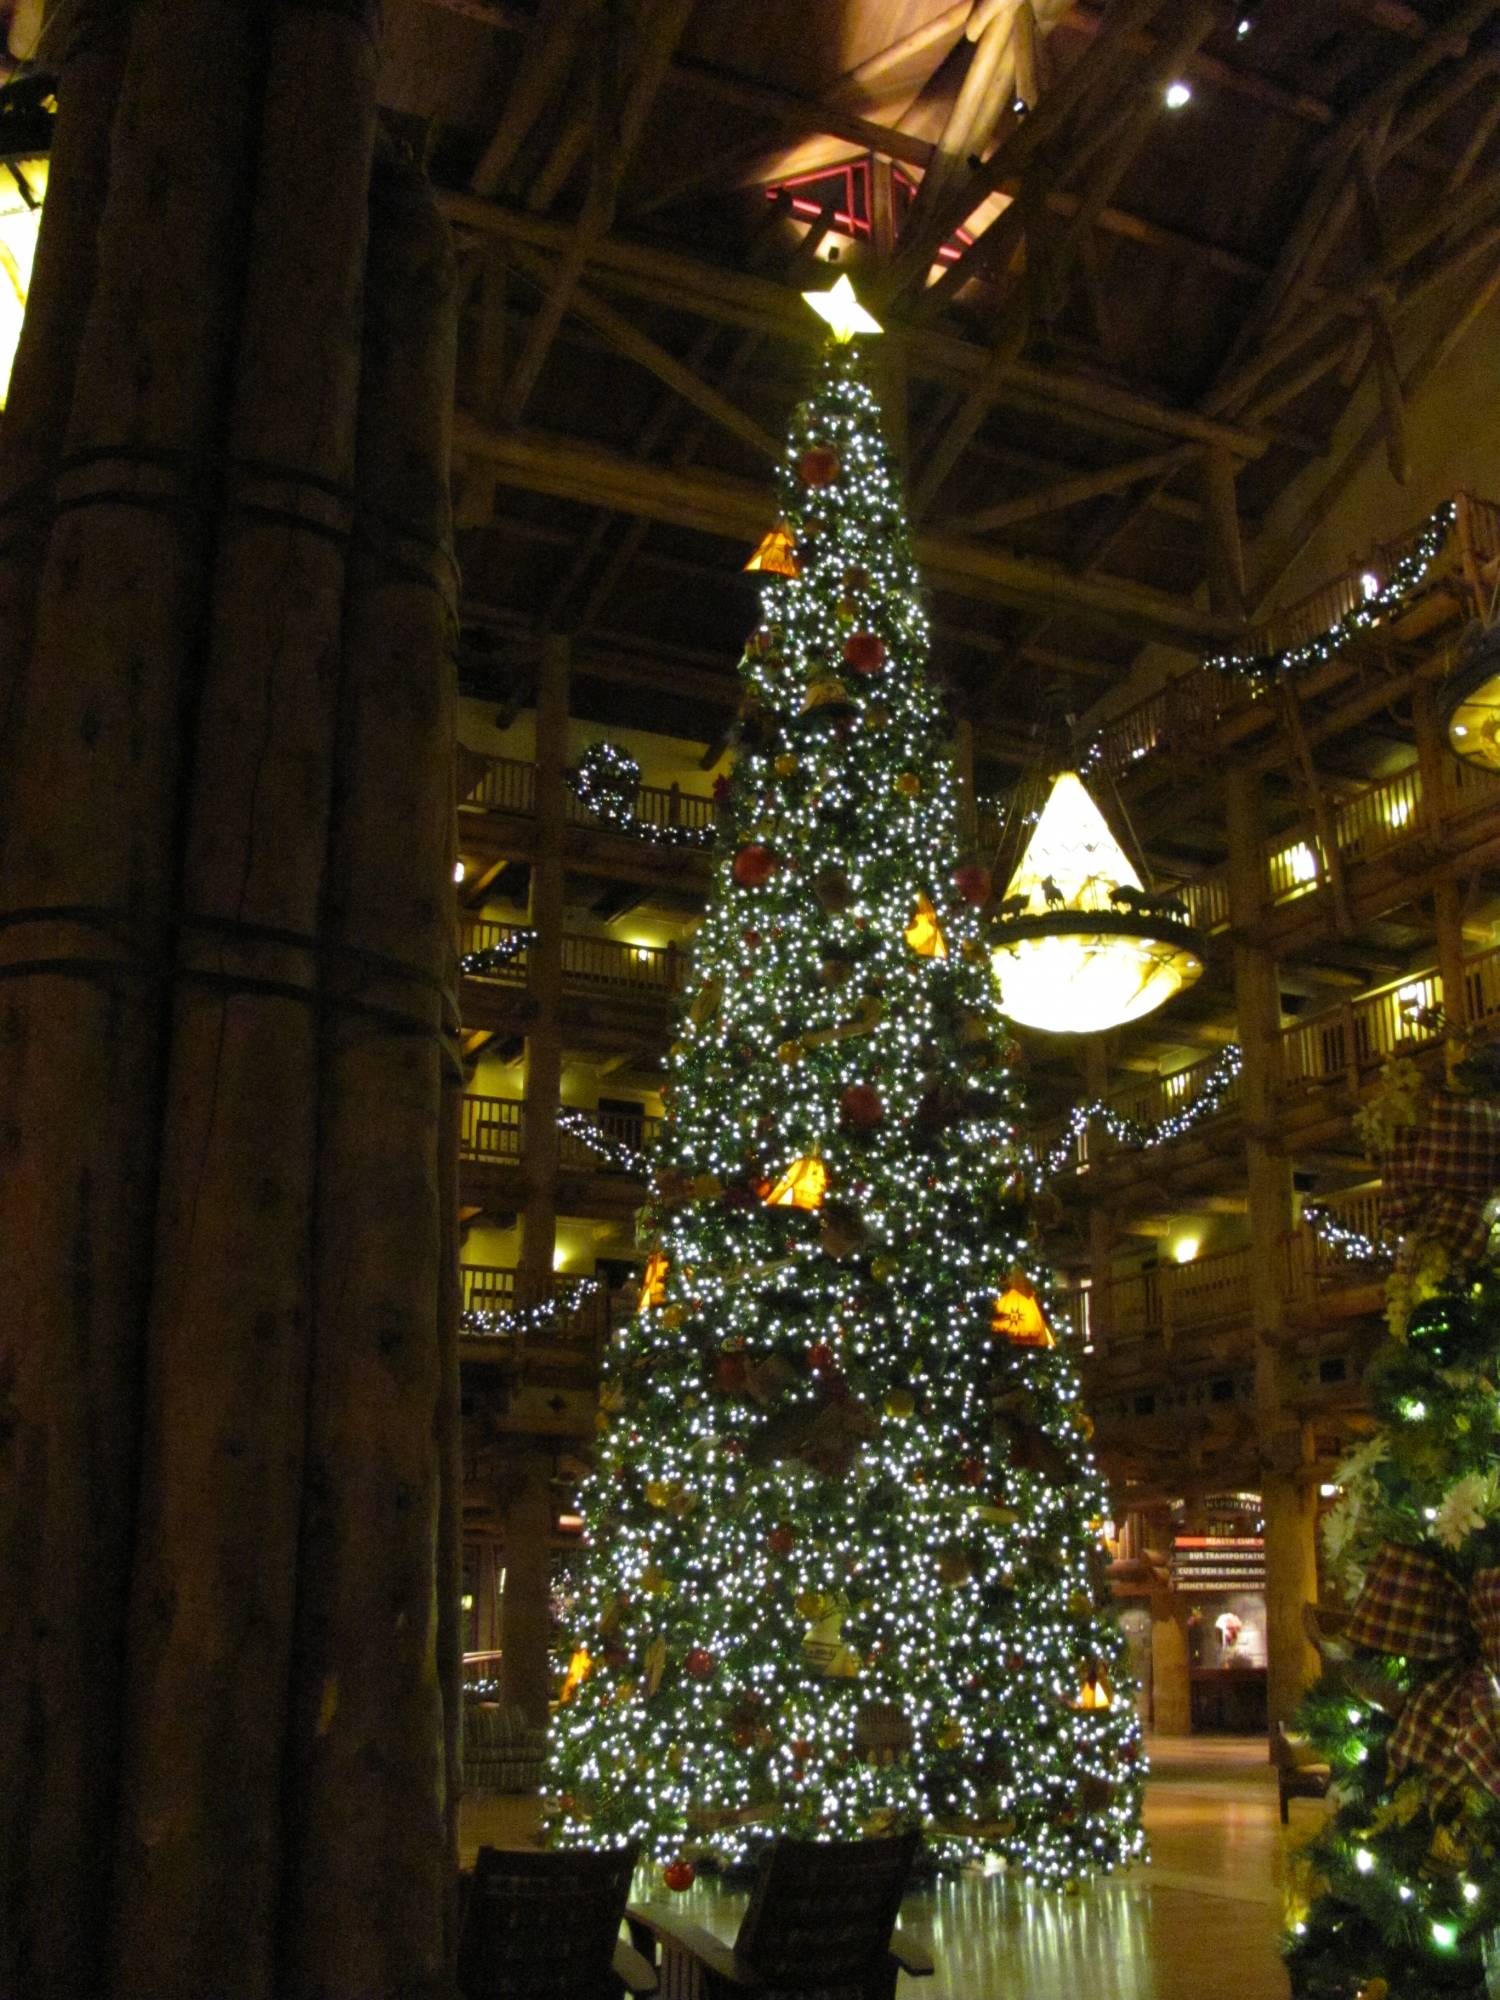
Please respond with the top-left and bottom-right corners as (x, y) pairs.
(461, 1736), (1318, 1999)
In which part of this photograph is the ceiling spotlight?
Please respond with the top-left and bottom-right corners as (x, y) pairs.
(1236, 13), (1254, 36)
(453, 859), (466, 883)
(1164, 80), (1192, 108)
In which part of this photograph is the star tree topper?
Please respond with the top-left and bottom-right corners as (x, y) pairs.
(801, 272), (882, 343)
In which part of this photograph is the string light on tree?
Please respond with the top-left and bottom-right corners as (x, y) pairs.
(547, 283), (1143, 1885)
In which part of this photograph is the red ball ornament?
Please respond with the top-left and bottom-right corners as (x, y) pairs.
(954, 863), (993, 907)
(684, 1647), (715, 1681)
(732, 844), (777, 888)
(796, 443), (841, 488)
(840, 1083), (884, 1129)
(742, 927), (762, 948)
(663, 1859), (696, 1892)
(842, 631), (887, 675)
(715, 1354), (748, 1393)
(767, 1524), (796, 1556)
(959, 1456), (985, 1486)
(807, 1341), (836, 1372)
(792, 1738), (815, 1760)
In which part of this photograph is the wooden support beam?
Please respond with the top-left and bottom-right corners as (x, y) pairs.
(437, 188), (1274, 459)
(946, 443), (1195, 534)
(452, 413), (1242, 645)
(1365, 292), (1409, 484)
(1252, 249), (1500, 607)
(525, 111), (589, 212)
(1013, 0), (1042, 111)
(1202, 443), (1247, 622)
(1277, 681), (1356, 938)
(469, 0), (594, 198)
(912, 0), (1221, 516)
(884, 1), (1019, 302)
(826, 2), (972, 105)
(505, 244), (779, 460)
(501, 0), (696, 427)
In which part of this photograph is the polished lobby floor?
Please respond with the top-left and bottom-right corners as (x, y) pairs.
(460, 1735), (1315, 1999)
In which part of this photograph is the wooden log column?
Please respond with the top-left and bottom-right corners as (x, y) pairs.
(499, 1448), (555, 1731)
(1149, 1581), (1193, 1735)
(518, 634), (570, 1306)
(1225, 768), (1318, 1745)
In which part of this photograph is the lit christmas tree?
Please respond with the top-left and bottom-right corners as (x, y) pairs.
(1285, 1061), (1500, 1999)
(550, 282), (1144, 1885)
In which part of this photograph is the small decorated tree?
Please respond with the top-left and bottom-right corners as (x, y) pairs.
(1285, 1055), (1500, 2000)
(548, 282), (1144, 1885)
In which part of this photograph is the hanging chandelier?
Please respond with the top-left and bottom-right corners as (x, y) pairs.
(988, 771), (1203, 1036)
(0, 74), (53, 411)
(1439, 623), (1500, 772)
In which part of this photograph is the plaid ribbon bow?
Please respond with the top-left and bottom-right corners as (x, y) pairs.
(1380, 1094), (1500, 1267)
(1345, 1543), (1500, 1798)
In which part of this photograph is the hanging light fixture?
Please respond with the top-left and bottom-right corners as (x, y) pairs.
(988, 771), (1203, 1035)
(1439, 622), (1500, 771)
(0, 74), (53, 411)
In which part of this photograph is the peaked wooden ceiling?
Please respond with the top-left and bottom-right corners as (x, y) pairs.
(382, 0), (1500, 768)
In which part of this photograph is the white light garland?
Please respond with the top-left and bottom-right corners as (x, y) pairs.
(571, 741), (715, 848)
(461, 1277), (602, 1341)
(1039, 1044), (1244, 1178)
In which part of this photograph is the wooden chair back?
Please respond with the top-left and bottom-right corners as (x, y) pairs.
(458, 1841), (639, 2000)
(731, 1832), (919, 1992)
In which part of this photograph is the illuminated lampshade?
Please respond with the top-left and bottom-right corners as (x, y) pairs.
(1075, 1662), (1113, 1711)
(638, 1250), (669, 1310)
(559, 1645), (592, 1703)
(0, 78), (52, 411)
(904, 893), (948, 959)
(1439, 623), (1500, 771)
(745, 523), (801, 578)
(761, 1154), (828, 1210)
(991, 1274), (1054, 1349)
(989, 771), (1203, 1034)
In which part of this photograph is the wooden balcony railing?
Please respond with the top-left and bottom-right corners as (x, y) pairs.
(1280, 969), (1443, 1092)
(458, 1264), (612, 1349)
(1288, 1185), (1385, 1295)
(460, 1094), (523, 1162)
(457, 747), (716, 840)
(460, 753), (536, 816)
(460, 919), (686, 998)
(1093, 1245), (1255, 1344)
(559, 1108), (660, 1172)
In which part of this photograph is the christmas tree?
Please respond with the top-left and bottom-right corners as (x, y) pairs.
(549, 281), (1144, 1885)
(1285, 1062), (1500, 1999)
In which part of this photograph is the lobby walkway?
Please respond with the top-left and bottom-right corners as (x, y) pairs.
(460, 1736), (1313, 1999)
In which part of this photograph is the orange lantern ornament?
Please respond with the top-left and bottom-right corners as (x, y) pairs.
(560, 1646), (593, 1703)
(990, 1271), (1055, 1349)
(903, 894), (947, 959)
(1075, 1661), (1113, 1711)
(638, 1250), (669, 1310)
(744, 523), (801, 578)
(761, 1154), (829, 1210)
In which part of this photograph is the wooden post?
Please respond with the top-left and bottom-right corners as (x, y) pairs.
(282, 143), (458, 2000)
(499, 1449), (555, 1730)
(519, 635), (569, 1305)
(1149, 1581), (1193, 1735)
(1433, 876), (1470, 1064)
(1412, 678), (1453, 843)
(1225, 769), (1317, 1746)
(0, 8), (263, 1990)
(1202, 442), (1247, 623)
(951, 713), (976, 849)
